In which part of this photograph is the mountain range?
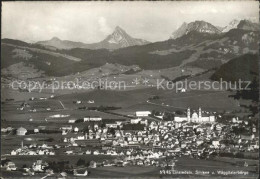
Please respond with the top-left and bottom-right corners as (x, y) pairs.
(36, 19), (258, 50)
(170, 19), (258, 40)
(37, 26), (149, 50)
(1, 18), (259, 81)
(222, 19), (259, 32)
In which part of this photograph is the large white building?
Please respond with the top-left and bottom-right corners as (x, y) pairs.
(16, 127), (27, 136)
(84, 116), (102, 122)
(135, 111), (151, 117)
(174, 108), (215, 123)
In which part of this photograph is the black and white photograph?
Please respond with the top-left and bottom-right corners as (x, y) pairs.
(1, 1), (259, 178)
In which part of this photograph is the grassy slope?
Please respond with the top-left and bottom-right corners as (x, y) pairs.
(211, 53), (259, 82)
(2, 29), (258, 77)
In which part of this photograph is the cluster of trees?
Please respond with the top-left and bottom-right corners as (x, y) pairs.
(232, 77), (259, 116)
(231, 126), (250, 135)
(47, 161), (72, 173)
(26, 129), (60, 135)
(163, 112), (175, 121)
(39, 138), (54, 142)
(76, 159), (96, 168)
(91, 106), (121, 111)
(172, 75), (191, 83)
(232, 77), (259, 102)
(76, 159), (89, 167)
(148, 96), (160, 100)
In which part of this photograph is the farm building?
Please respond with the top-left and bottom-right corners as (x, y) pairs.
(68, 119), (76, 123)
(74, 169), (88, 176)
(131, 118), (142, 124)
(16, 127), (27, 136)
(84, 116), (102, 122)
(135, 111), (151, 117)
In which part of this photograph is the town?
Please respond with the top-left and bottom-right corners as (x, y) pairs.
(1, 101), (259, 177)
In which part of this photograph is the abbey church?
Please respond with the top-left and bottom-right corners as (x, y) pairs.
(174, 108), (215, 123)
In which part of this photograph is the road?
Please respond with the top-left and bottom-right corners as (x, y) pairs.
(59, 100), (66, 109)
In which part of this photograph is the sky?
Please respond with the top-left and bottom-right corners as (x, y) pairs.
(2, 1), (259, 43)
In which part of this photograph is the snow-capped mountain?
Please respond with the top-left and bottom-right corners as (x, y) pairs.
(222, 19), (241, 32)
(222, 19), (259, 32)
(170, 21), (221, 39)
(36, 26), (149, 50)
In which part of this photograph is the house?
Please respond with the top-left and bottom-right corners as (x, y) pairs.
(88, 100), (95, 104)
(140, 119), (148, 125)
(11, 150), (17, 155)
(16, 127), (27, 136)
(212, 140), (220, 147)
(59, 172), (67, 179)
(106, 123), (118, 128)
(86, 150), (91, 154)
(90, 116), (102, 121)
(5, 162), (17, 171)
(136, 111), (151, 117)
(93, 150), (100, 155)
(76, 100), (82, 104)
(196, 140), (204, 146)
(181, 88), (186, 92)
(177, 88), (186, 93)
(73, 169), (88, 177)
(232, 117), (242, 123)
(61, 126), (72, 131)
(68, 119), (76, 123)
(32, 159), (47, 172)
(74, 127), (79, 132)
(77, 136), (85, 140)
(89, 161), (97, 168)
(1, 127), (13, 133)
(131, 118), (142, 124)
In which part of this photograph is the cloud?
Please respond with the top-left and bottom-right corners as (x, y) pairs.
(98, 17), (112, 35)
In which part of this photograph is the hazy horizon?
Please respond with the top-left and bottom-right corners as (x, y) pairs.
(2, 1), (259, 43)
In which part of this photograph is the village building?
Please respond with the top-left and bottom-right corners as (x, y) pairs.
(16, 127), (27, 136)
(74, 169), (88, 176)
(84, 116), (102, 122)
(135, 111), (151, 117)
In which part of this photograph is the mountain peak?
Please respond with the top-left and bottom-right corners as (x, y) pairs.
(115, 26), (123, 31)
(237, 19), (259, 31)
(194, 20), (206, 23)
(113, 26), (127, 35)
(100, 26), (149, 48)
(51, 37), (61, 41)
(170, 20), (220, 39)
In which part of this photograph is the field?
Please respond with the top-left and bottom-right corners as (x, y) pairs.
(2, 155), (258, 178)
(56, 86), (241, 111)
